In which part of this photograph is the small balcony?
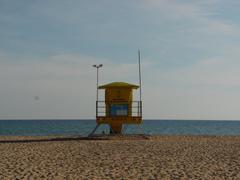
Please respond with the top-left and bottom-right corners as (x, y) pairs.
(96, 101), (142, 124)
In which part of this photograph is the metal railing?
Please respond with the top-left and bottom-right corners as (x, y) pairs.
(96, 101), (142, 117)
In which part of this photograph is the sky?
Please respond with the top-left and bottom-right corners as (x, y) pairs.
(1, 0), (240, 120)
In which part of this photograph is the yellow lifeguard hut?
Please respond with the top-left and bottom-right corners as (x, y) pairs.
(89, 51), (143, 135)
(95, 82), (142, 134)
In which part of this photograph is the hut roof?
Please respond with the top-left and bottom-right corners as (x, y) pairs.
(98, 82), (139, 89)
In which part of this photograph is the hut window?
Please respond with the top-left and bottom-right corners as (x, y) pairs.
(110, 104), (128, 116)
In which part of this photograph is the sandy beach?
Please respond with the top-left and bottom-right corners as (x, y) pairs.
(0, 135), (240, 179)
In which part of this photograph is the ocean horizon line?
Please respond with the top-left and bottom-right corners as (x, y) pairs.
(1, 119), (240, 121)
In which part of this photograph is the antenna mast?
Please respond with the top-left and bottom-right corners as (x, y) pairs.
(138, 49), (142, 101)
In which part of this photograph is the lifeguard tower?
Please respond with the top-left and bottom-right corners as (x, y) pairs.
(95, 82), (142, 134)
(89, 51), (143, 135)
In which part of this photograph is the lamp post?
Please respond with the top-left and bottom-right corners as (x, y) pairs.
(92, 64), (103, 102)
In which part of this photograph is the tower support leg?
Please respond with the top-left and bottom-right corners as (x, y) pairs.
(88, 124), (100, 137)
(110, 124), (122, 134)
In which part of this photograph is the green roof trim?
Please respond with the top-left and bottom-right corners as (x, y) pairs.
(98, 82), (139, 89)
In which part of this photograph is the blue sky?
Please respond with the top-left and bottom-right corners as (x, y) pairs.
(1, 0), (240, 119)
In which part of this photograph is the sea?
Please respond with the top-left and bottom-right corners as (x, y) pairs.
(1, 120), (240, 136)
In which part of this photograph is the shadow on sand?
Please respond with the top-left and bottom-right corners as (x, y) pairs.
(0, 134), (150, 144)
